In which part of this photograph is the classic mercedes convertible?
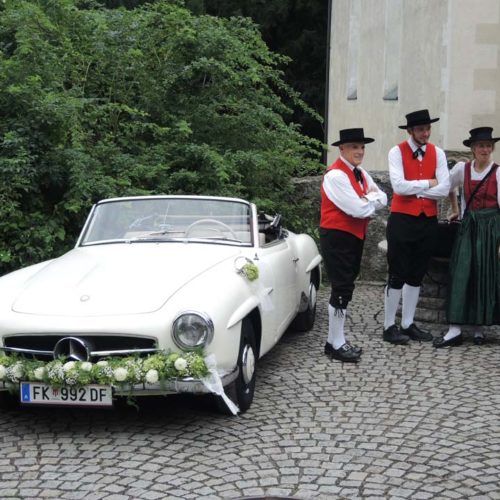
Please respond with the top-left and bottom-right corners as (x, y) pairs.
(0, 195), (321, 413)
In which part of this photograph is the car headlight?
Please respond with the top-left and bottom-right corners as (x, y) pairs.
(172, 311), (214, 350)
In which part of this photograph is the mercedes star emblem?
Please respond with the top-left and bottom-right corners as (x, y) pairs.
(53, 337), (92, 361)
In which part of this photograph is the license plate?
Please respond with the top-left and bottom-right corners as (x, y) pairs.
(20, 382), (113, 407)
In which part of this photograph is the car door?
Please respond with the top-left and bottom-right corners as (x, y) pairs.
(257, 236), (298, 349)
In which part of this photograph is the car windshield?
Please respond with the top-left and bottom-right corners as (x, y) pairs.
(80, 198), (253, 246)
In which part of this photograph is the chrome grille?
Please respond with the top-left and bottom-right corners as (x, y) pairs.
(1, 334), (158, 361)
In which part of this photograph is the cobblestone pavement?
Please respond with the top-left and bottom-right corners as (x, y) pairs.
(1, 283), (500, 500)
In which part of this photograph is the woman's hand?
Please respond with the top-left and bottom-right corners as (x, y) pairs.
(447, 211), (460, 222)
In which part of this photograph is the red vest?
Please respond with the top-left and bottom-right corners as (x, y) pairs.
(464, 162), (499, 211)
(390, 142), (438, 216)
(320, 158), (369, 240)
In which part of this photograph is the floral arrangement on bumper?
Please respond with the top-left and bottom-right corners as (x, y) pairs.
(0, 350), (208, 389)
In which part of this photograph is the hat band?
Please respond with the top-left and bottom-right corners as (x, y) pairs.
(469, 135), (494, 141)
(407, 119), (433, 127)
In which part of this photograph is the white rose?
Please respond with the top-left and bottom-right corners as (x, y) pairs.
(12, 363), (23, 380)
(145, 369), (159, 384)
(113, 367), (128, 382)
(96, 360), (108, 367)
(34, 367), (45, 381)
(0, 365), (6, 380)
(174, 358), (187, 371)
(63, 361), (76, 372)
(80, 362), (92, 372)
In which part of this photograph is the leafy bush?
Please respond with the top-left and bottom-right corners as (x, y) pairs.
(0, 0), (322, 275)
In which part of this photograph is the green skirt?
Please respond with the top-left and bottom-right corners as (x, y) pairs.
(446, 208), (500, 325)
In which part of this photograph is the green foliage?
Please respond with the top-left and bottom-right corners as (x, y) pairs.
(184, 0), (328, 141)
(0, 0), (322, 275)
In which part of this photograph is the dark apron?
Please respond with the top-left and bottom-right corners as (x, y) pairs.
(447, 208), (500, 325)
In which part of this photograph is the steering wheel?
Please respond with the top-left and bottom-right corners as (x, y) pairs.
(185, 219), (238, 239)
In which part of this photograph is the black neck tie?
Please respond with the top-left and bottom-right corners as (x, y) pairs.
(413, 147), (425, 159)
(353, 167), (363, 184)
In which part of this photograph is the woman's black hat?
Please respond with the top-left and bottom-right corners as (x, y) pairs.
(331, 128), (374, 146)
(463, 127), (500, 147)
(398, 109), (439, 129)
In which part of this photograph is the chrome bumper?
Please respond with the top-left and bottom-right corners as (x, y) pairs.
(114, 367), (239, 396)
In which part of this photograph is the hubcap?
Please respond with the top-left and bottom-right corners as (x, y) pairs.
(241, 344), (256, 385)
(309, 282), (317, 310)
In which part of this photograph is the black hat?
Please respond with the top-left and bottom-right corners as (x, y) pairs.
(398, 109), (439, 129)
(463, 127), (500, 147)
(331, 128), (374, 146)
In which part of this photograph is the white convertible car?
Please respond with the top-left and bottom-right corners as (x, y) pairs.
(0, 195), (321, 413)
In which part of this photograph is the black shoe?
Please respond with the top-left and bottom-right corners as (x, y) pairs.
(325, 342), (360, 363)
(401, 323), (433, 342)
(383, 324), (410, 345)
(433, 334), (463, 348)
(346, 342), (363, 355)
(473, 334), (485, 345)
(325, 341), (362, 356)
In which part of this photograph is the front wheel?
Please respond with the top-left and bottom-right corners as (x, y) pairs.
(215, 319), (257, 415)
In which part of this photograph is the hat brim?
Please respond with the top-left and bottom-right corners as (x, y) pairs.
(463, 137), (500, 147)
(331, 137), (375, 146)
(398, 117), (439, 129)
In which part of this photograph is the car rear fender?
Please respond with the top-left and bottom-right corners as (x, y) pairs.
(289, 234), (322, 294)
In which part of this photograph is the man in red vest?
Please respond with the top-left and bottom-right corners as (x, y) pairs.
(320, 128), (387, 362)
(383, 110), (450, 344)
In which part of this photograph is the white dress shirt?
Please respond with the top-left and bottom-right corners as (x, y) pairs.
(322, 156), (388, 219)
(388, 138), (450, 199)
(449, 160), (500, 216)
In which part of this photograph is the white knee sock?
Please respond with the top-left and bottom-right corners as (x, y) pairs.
(384, 286), (402, 329)
(444, 324), (461, 340)
(401, 284), (420, 329)
(328, 304), (346, 349)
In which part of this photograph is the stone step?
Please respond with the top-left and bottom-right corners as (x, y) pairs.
(415, 296), (446, 310)
(413, 306), (447, 324)
(420, 281), (448, 299)
(396, 305), (447, 324)
(396, 297), (447, 323)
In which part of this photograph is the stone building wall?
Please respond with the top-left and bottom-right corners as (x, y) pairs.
(327, 0), (500, 171)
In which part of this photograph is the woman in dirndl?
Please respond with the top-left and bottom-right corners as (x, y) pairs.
(433, 127), (500, 347)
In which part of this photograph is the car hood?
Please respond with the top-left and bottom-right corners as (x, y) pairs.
(11, 243), (242, 316)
